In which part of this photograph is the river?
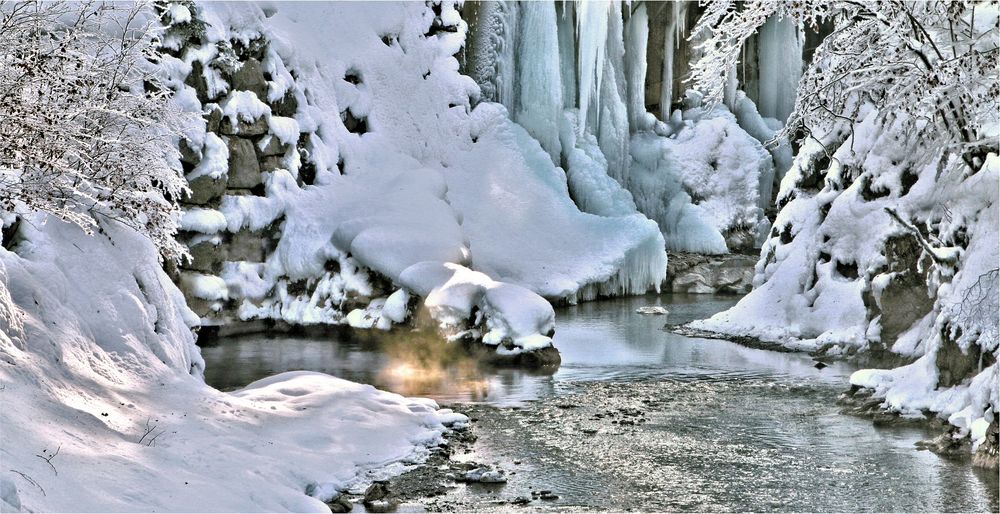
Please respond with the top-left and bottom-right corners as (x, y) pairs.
(200, 293), (999, 512)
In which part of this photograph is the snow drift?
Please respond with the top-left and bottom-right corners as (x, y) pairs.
(0, 216), (465, 512)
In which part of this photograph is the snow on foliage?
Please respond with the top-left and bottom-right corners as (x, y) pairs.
(690, 0), (999, 445)
(0, 2), (190, 262)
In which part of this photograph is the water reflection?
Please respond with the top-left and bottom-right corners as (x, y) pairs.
(199, 294), (999, 512)
(202, 293), (756, 404)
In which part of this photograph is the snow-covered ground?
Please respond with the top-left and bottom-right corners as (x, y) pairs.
(0, 217), (465, 512)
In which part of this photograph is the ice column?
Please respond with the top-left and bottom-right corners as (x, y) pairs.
(624, 3), (649, 131)
(756, 15), (803, 122)
(514, 0), (563, 164)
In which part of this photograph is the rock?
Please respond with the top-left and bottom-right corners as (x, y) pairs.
(183, 296), (220, 318)
(260, 155), (286, 172)
(179, 137), (201, 165)
(182, 175), (226, 206)
(327, 497), (352, 513)
(973, 419), (999, 470)
(666, 252), (756, 294)
(364, 481), (390, 503)
(635, 306), (669, 315)
(220, 114), (269, 137)
(181, 237), (225, 273)
(270, 89), (299, 117)
(230, 58), (268, 100)
(205, 105), (223, 133)
(227, 229), (271, 263)
(257, 134), (289, 157)
(518, 346), (561, 368)
(813, 361), (828, 369)
(185, 60), (223, 103)
(460, 468), (507, 483)
(225, 136), (262, 189)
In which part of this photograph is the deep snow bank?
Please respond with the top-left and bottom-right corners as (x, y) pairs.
(0, 216), (464, 512)
(162, 1), (668, 353)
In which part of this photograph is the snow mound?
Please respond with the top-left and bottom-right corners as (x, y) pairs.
(0, 216), (464, 512)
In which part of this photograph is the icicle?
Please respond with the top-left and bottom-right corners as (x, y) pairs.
(596, 1), (630, 183)
(575, 0), (610, 136)
(755, 14), (803, 122)
(514, 1), (563, 164)
(624, 3), (649, 131)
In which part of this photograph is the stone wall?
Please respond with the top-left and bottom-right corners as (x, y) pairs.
(157, 1), (386, 328)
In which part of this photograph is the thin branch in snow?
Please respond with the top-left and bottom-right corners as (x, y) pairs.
(34, 444), (60, 476)
(9, 469), (45, 497)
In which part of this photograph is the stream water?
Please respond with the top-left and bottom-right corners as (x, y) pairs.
(200, 293), (999, 512)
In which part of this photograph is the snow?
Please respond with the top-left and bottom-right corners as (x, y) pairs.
(181, 271), (229, 301)
(167, 3), (191, 25)
(183, 1), (669, 342)
(399, 261), (555, 350)
(179, 208), (227, 234)
(267, 116), (300, 146)
(0, 216), (465, 511)
(186, 132), (229, 181)
(381, 288), (410, 323)
(694, 108), (999, 440)
(220, 90), (270, 127)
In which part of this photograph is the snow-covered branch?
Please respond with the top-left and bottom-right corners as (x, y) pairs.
(0, 1), (189, 261)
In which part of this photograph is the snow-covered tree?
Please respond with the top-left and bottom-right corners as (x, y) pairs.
(0, 1), (189, 261)
(688, 1), (999, 454)
(690, 0), (998, 171)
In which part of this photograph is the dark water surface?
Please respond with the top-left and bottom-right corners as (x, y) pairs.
(200, 293), (999, 512)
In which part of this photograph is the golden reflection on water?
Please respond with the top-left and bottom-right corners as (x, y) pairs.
(368, 329), (495, 402)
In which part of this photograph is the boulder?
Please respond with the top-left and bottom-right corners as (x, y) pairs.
(227, 229), (271, 263)
(181, 237), (226, 273)
(270, 89), (299, 117)
(257, 135), (289, 157)
(225, 136), (262, 188)
(230, 58), (268, 101)
(205, 105), (223, 133)
(666, 252), (756, 294)
(220, 114), (269, 137)
(179, 137), (201, 165)
(261, 155), (286, 173)
(182, 175), (227, 206)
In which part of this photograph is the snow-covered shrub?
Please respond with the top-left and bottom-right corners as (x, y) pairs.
(0, 1), (189, 261)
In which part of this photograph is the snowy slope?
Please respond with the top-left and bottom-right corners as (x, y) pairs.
(0, 216), (464, 512)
